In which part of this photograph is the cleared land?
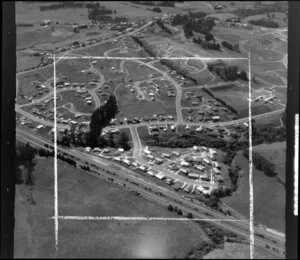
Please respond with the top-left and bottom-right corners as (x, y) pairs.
(14, 157), (210, 258)
(222, 152), (285, 233)
(204, 242), (282, 259)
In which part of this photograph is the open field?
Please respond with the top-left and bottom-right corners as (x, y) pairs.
(209, 84), (283, 118)
(60, 90), (95, 114)
(242, 12), (287, 28)
(123, 60), (161, 82)
(117, 99), (177, 121)
(14, 156), (210, 258)
(253, 142), (286, 182)
(17, 52), (42, 72)
(204, 242), (282, 259)
(222, 152), (285, 233)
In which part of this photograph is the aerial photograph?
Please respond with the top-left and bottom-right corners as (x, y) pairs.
(15, 1), (287, 259)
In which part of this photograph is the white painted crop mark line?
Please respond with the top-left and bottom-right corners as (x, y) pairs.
(50, 216), (248, 222)
(53, 53), (59, 254)
(248, 52), (255, 259)
(49, 56), (249, 61)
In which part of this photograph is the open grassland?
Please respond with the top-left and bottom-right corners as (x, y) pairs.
(55, 59), (92, 84)
(209, 85), (283, 118)
(242, 12), (287, 28)
(15, 157), (210, 258)
(74, 41), (124, 56)
(16, 2), (90, 25)
(117, 99), (177, 120)
(123, 60), (161, 81)
(204, 242), (282, 259)
(253, 142), (286, 182)
(221, 152), (285, 233)
(17, 53), (42, 72)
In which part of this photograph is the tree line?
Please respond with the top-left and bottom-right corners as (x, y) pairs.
(207, 64), (248, 82)
(243, 149), (277, 177)
(156, 19), (172, 34)
(130, 1), (176, 7)
(221, 41), (240, 52)
(248, 19), (279, 28)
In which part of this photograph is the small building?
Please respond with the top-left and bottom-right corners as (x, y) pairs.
(36, 124), (44, 130)
(212, 116), (220, 122)
(93, 147), (101, 153)
(155, 172), (165, 180)
(161, 153), (171, 158)
(172, 151), (180, 156)
(203, 158), (211, 165)
(179, 168), (189, 175)
(180, 160), (190, 167)
(85, 147), (91, 153)
(188, 173), (200, 179)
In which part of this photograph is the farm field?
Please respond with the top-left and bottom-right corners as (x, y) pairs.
(17, 53), (42, 72)
(209, 84), (283, 118)
(222, 152), (285, 233)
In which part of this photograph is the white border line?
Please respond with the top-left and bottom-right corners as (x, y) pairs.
(51, 53), (255, 256)
(51, 216), (248, 222)
(50, 56), (249, 61)
(248, 52), (254, 259)
(53, 53), (59, 254)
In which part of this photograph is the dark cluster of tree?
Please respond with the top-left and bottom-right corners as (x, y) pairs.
(171, 14), (216, 39)
(233, 3), (287, 18)
(87, 3), (115, 22)
(38, 147), (54, 157)
(80, 164), (91, 171)
(156, 19), (172, 34)
(221, 41), (240, 52)
(151, 7), (162, 13)
(252, 123), (286, 145)
(222, 150), (237, 165)
(243, 149), (277, 177)
(202, 87), (238, 115)
(57, 153), (77, 167)
(201, 41), (221, 51)
(131, 36), (157, 57)
(130, 1), (175, 7)
(16, 23), (34, 27)
(88, 95), (119, 148)
(187, 221), (240, 259)
(40, 2), (86, 11)
(167, 204), (183, 215)
(144, 132), (227, 149)
(248, 19), (279, 28)
(211, 186), (232, 198)
(96, 132), (131, 151)
(15, 142), (37, 185)
(207, 64), (248, 82)
(228, 165), (240, 192)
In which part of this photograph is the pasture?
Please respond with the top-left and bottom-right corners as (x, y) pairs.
(14, 157), (210, 258)
(222, 152), (285, 233)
